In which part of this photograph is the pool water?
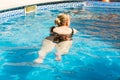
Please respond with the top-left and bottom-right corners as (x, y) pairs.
(0, 7), (120, 80)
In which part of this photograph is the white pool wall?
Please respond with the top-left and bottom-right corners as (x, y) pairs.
(0, 0), (66, 11)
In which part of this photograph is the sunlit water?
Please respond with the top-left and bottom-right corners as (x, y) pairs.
(0, 7), (120, 80)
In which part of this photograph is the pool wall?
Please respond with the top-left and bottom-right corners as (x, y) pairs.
(0, 1), (83, 24)
(0, 1), (120, 24)
(0, 0), (66, 11)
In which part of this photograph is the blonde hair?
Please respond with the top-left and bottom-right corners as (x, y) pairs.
(55, 13), (70, 26)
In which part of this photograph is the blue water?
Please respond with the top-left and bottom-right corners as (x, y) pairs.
(0, 7), (120, 80)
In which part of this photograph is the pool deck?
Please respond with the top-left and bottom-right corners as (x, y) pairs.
(0, 0), (65, 11)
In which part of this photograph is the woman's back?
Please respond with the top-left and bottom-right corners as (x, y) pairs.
(53, 26), (77, 34)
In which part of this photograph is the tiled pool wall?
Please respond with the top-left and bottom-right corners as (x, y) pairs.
(0, 7), (25, 24)
(0, 1), (120, 24)
(37, 2), (83, 12)
(0, 1), (83, 24)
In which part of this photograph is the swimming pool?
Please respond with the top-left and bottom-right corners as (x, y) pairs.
(0, 1), (120, 80)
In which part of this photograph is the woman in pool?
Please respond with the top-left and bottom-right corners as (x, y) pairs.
(34, 13), (78, 63)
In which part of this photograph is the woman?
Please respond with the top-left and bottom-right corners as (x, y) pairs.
(34, 13), (78, 63)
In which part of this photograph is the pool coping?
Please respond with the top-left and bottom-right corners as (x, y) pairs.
(0, 0), (79, 11)
(0, 0), (60, 11)
(0, 1), (82, 13)
(1, 1), (120, 12)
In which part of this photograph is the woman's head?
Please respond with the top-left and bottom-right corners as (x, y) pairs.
(55, 13), (70, 26)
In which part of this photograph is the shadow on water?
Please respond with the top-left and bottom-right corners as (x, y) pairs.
(71, 10), (120, 49)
